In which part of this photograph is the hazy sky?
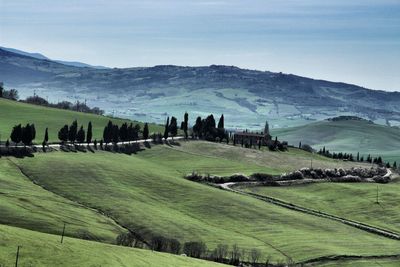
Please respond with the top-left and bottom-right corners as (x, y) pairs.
(1, 0), (399, 91)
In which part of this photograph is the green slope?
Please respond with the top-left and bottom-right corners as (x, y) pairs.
(244, 180), (400, 233)
(0, 158), (124, 242)
(272, 118), (400, 163)
(0, 98), (163, 143)
(11, 143), (400, 263)
(0, 224), (225, 267)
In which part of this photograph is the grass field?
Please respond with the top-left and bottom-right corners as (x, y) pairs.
(8, 142), (400, 263)
(0, 224), (225, 267)
(272, 119), (400, 163)
(244, 179), (400, 234)
(0, 98), (163, 143)
(0, 158), (124, 243)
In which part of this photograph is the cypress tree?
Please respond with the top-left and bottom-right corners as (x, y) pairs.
(143, 123), (149, 140)
(77, 126), (85, 143)
(357, 152), (360, 161)
(87, 121), (93, 144)
(31, 124), (36, 142)
(10, 124), (22, 146)
(21, 124), (33, 146)
(193, 116), (202, 138)
(68, 120), (78, 143)
(58, 125), (69, 143)
(163, 117), (169, 140)
(393, 161), (397, 169)
(183, 112), (189, 139)
(169, 116), (178, 140)
(127, 123), (134, 142)
(103, 120), (113, 144)
(299, 141), (302, 149)
(119, 122), (128, 142)
(217, 114), (224, 129)
(44, 128), (49, 143)
(112, 125), (119, 143)
(134, 124), (141, 141)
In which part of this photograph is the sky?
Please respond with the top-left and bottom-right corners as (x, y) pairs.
(1, 0), (399, 91)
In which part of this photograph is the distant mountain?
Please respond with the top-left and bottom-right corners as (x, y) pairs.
(1, 47), (400, 130)
(0, 46), (109, 69)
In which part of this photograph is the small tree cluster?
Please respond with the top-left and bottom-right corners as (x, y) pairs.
(58, 120), (91, 144)
(192, 114), (227, 142)
(103, 121), (142, 144)
(10, 123), (36, 146)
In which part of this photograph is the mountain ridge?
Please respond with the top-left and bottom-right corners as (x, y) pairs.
(1, 47), (400, 129)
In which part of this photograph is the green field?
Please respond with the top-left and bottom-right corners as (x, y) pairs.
(0, 224), (224, 267)
(243, 179), (400, 234)
(272, 119), (400, 163)
(0, 98), (163, 143)
(6, 142), (400, 264)
(0, 158), (124, 243)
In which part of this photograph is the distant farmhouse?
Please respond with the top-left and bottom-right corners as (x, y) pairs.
(233, 121), (272, 147)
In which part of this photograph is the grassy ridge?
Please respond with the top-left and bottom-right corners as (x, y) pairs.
(271, 119), (400, 163)
(244, 180), (400, 233)
(12, 143), (400, 263)
(0, 224), (225, 267)
(0, 158), (124, 242)
(0, 98), (163, 142)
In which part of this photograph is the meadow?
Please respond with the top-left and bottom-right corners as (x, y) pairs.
(8, 142), (400, 264)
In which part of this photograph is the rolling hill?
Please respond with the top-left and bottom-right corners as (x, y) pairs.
(1, 47), (400, 130)
(0, 98), (163, 143)
(1, 100), (400, 266)
(272, 117), (400, 163)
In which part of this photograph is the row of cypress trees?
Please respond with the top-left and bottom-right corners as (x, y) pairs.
(58, 120), (92, 144)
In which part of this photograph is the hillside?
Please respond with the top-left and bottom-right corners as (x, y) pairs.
(1, 48), (400, 130)
(272, 117), (400, 163)
(0, 98), (163, 143)
(7, 143), (400, 264)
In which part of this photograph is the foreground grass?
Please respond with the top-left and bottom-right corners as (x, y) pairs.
(0, 158), (124, 242)
(11, 142), (400, 263)
(0, 224), (225, 267)
(0, 98), (163, 143)
(244, 180), (400, 233)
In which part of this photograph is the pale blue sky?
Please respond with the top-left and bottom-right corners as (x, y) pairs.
(1, 0), (399, 91)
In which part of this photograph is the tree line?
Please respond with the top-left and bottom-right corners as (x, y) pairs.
(317, 146), (396, 169)
(117, 232), (269, 266)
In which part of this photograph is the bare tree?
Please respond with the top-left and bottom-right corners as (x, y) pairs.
(250, 248), (261, 264)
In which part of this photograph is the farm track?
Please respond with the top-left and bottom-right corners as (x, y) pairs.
(219, 182), (400, 241)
